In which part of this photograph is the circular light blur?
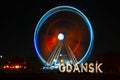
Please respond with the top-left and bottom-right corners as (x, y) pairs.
(34, 6), (94, 65)
(58, 33), (64, 40)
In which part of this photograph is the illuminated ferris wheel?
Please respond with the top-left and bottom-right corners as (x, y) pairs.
(34, 6), (94, 69)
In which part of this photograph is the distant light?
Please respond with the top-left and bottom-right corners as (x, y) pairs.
(60, 54), (62, 56)
(19, 66), (22, 68)
(15, 65), (20, 69)
(0, 55), (3, 58)
(58, 33), (64, 40)
(24, 66), (27, 69)
(10, 66), (14, 69)
(6, 65), (9, 68)
(3, 66), (6, 69)
(2, 64), (26, 70)
(60, 59), (64, 63)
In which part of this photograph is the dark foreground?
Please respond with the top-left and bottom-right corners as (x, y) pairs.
(0, 72), (119, 80)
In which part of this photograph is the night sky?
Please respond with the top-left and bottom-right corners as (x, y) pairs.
(0, 0), (120, 67)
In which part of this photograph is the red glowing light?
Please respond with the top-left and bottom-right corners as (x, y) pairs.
(38, 11), (90, 60)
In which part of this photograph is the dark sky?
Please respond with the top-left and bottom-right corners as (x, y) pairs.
(0, 0), (120, 61)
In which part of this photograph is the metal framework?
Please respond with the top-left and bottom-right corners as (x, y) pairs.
(46, 40), (78, 66)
